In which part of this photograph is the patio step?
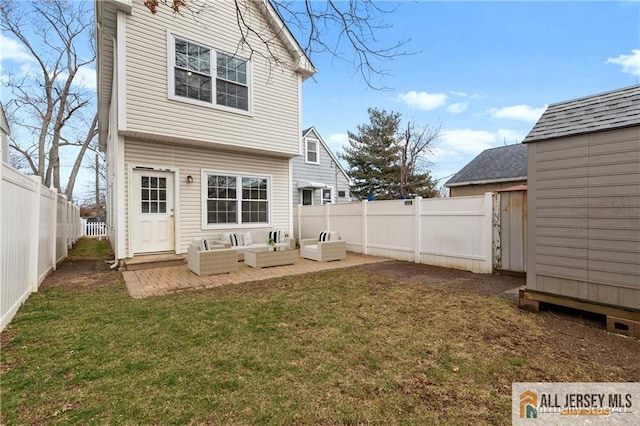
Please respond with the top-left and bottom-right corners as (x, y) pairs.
(123, 253), (186, 271)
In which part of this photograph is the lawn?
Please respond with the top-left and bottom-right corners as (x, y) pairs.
(1, 239), (637, 424)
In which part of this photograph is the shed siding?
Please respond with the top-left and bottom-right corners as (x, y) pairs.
(123, 1), (301, 156)
(449, 180), (527, 197)
(292, 140), (351, 205)
(527, 127), (640, 310)
(123, 138), (291, 257)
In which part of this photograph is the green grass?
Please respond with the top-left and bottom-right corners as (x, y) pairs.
(1, 239), (636, 424)
(66, 238), (111, 261)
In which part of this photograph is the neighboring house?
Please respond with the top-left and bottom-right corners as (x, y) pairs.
(293, 127), (352, 205)
(1, 105), (9, 163)
(445, 144), (527, 197)
(96, 0), (315, 262)
(522, 85), (640, 315)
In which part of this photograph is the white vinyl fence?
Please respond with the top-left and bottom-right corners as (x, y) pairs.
(1, 162), (82, 331)
(294, 193), (495, 274)
(83, 220), (107, 238)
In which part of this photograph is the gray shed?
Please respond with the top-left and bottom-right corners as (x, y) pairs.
(521, 85), (640, 332)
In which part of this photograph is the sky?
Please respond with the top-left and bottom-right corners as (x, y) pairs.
(1, 1), (639, 200)
(298, 1), (640, 190)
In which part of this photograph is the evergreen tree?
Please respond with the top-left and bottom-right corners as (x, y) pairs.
(342, 108), (440, 200)
(342, 108), (401, 200)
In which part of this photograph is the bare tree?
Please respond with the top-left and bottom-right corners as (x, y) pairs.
(396, 121), (440, 198)
(0, 0), (98, 200)
(143, 0), (410, 89)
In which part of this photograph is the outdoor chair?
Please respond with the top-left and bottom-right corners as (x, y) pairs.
(300, 230), (346, 262)
(187, 242), (238, 276)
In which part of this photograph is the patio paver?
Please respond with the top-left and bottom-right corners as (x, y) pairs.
(122, 252), (388, 298)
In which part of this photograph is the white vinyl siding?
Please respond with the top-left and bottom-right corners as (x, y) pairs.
(124, 138), (291, 256)
(124, 1), (300, 156)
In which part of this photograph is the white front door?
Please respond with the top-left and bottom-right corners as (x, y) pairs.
(132, 170), (175, 254)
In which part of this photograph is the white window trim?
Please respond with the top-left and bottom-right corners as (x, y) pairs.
(305, 137), (320, 164)
(167, 32), (253, 116)
(201, 170), (272, 229)
(321, 187), (334, 204)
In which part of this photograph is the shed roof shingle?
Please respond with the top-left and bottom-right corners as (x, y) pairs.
(523, 85), (640, 143)
(445, 144), (527, 187)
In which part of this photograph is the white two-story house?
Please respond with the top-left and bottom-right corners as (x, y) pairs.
(96, 0), (315, 263)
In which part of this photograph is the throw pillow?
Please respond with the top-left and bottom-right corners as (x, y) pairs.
(319, 231), (329, 242)
(242, 232), (253, 245)
(268, 230), (281, 243)
(229, 232), (242, 247)
(203, 239), (210, 250)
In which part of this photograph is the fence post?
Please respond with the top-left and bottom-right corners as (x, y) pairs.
(60, 194), (69, 259)
(296, 205), (302, 241)
(414, 196), (422, 263)
(29, 176), (41, 291)
(51, 188), (58, 271)
(484, 192), (495, 273)
(325, 202), (330, 230)
(0, 157), (3, 297)
(362, 200), (368, 255)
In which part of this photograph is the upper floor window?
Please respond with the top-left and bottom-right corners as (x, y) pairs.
(171, 35), (249, 112)
(305, 138), (319, 164)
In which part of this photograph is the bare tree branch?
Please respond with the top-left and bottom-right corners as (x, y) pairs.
(144, 0), (413, 90)
(1, 0), (96, 198)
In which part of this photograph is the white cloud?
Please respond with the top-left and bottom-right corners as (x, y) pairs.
(446, 102), (468, 114)
(397, 90), (448, 111)
(439, 129), (497, 155)
(326, 132), (349, 154)
(606, 49), (640, 76)
(496, 129), (525, 144)
(449, 90), (468, 97)
(73, 66), (97, 91)
(0, 34), (33, 63)
(0, 34), (35, 82)
(488, 104), (546, 122)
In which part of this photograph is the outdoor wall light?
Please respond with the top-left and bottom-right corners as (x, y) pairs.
(186, 175), (193, 184)
(404, 200), (413, 206)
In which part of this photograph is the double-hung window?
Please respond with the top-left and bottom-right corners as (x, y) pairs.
(205, 173), (269, 226)
(171, 35), (249, 112)
(305, 138), (319, 163)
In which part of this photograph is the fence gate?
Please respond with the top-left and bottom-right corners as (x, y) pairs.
(496, 188), (527, 273)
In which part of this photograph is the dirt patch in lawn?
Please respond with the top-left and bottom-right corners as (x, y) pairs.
(39, 259), (117, 292)
(357, 260), (524, 295)
(357, 260), (640, 381)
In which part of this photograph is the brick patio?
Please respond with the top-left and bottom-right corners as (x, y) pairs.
(122, 252), (388, 298)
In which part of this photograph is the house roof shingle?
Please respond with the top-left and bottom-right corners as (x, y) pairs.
(445, 144), (527, 187)
(523, 85), (640, 143)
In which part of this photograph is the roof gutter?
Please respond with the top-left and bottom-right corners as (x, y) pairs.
(445, 176), (527, 188)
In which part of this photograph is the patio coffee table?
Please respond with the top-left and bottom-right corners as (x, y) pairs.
(244, 246), (299, 268)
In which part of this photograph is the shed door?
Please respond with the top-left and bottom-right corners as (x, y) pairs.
(132, 170), (175, 254)
(499, 190), (527, 272)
